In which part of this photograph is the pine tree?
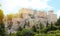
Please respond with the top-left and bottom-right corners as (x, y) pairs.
(40, 23), (43, 30)
(32, 25), (37, 32)
(51, 22), (57, 30)
(55, 17), (60, 26)
(46, 21), (49, 27)
(18, 26), (23, 31)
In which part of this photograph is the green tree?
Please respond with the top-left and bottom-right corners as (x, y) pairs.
(55, 17), (60, 26)
(50, 23), (57, 30)
(0, 10), (4, 22)
(40, 23), (44, 30)
(9, 32), (16, 36)
(16, 29), (34, 36)
(17, 26), (23, 31)
(55, 17), (60, 30)
(21, 29), (34, 36)
(0, 9), (6, 36)
(46, 21), (49, 27)
(16, 31), (22, 36)
(31, 25), (37, 32)
(40, 23), (57, 33)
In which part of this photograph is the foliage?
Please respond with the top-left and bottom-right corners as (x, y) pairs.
(22, 29), (34, 36)
(16, 31), (22, 36)
(0, 9), (4, 21)
(40, 23), (44, 30)
(16, 29), (34, 36)
(31, 25), (37, 32)
(7, 14), (13, 20)
(0, 22), (6, 36)
(0, 9), (6, 36)
(46, 21), (49, 27)
(34, 34), (47, 36)
(40, 23), (57, 33)
(17, 26), (23, 31)
(55, 17), (60, 30)
(55, 17), (60, 26)
(9, 32), (16, 36)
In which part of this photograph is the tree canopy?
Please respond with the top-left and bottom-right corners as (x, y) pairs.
(0, 9), (4, 22)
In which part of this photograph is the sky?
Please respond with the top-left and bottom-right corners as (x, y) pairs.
(0, 0), (60, 18)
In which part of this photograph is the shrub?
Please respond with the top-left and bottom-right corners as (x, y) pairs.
(21, 29), (34, 36)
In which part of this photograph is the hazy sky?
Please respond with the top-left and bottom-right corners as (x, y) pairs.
(0, 0), (60, 18)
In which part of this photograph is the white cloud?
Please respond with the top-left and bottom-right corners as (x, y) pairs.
(1, 0), (53, 15)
